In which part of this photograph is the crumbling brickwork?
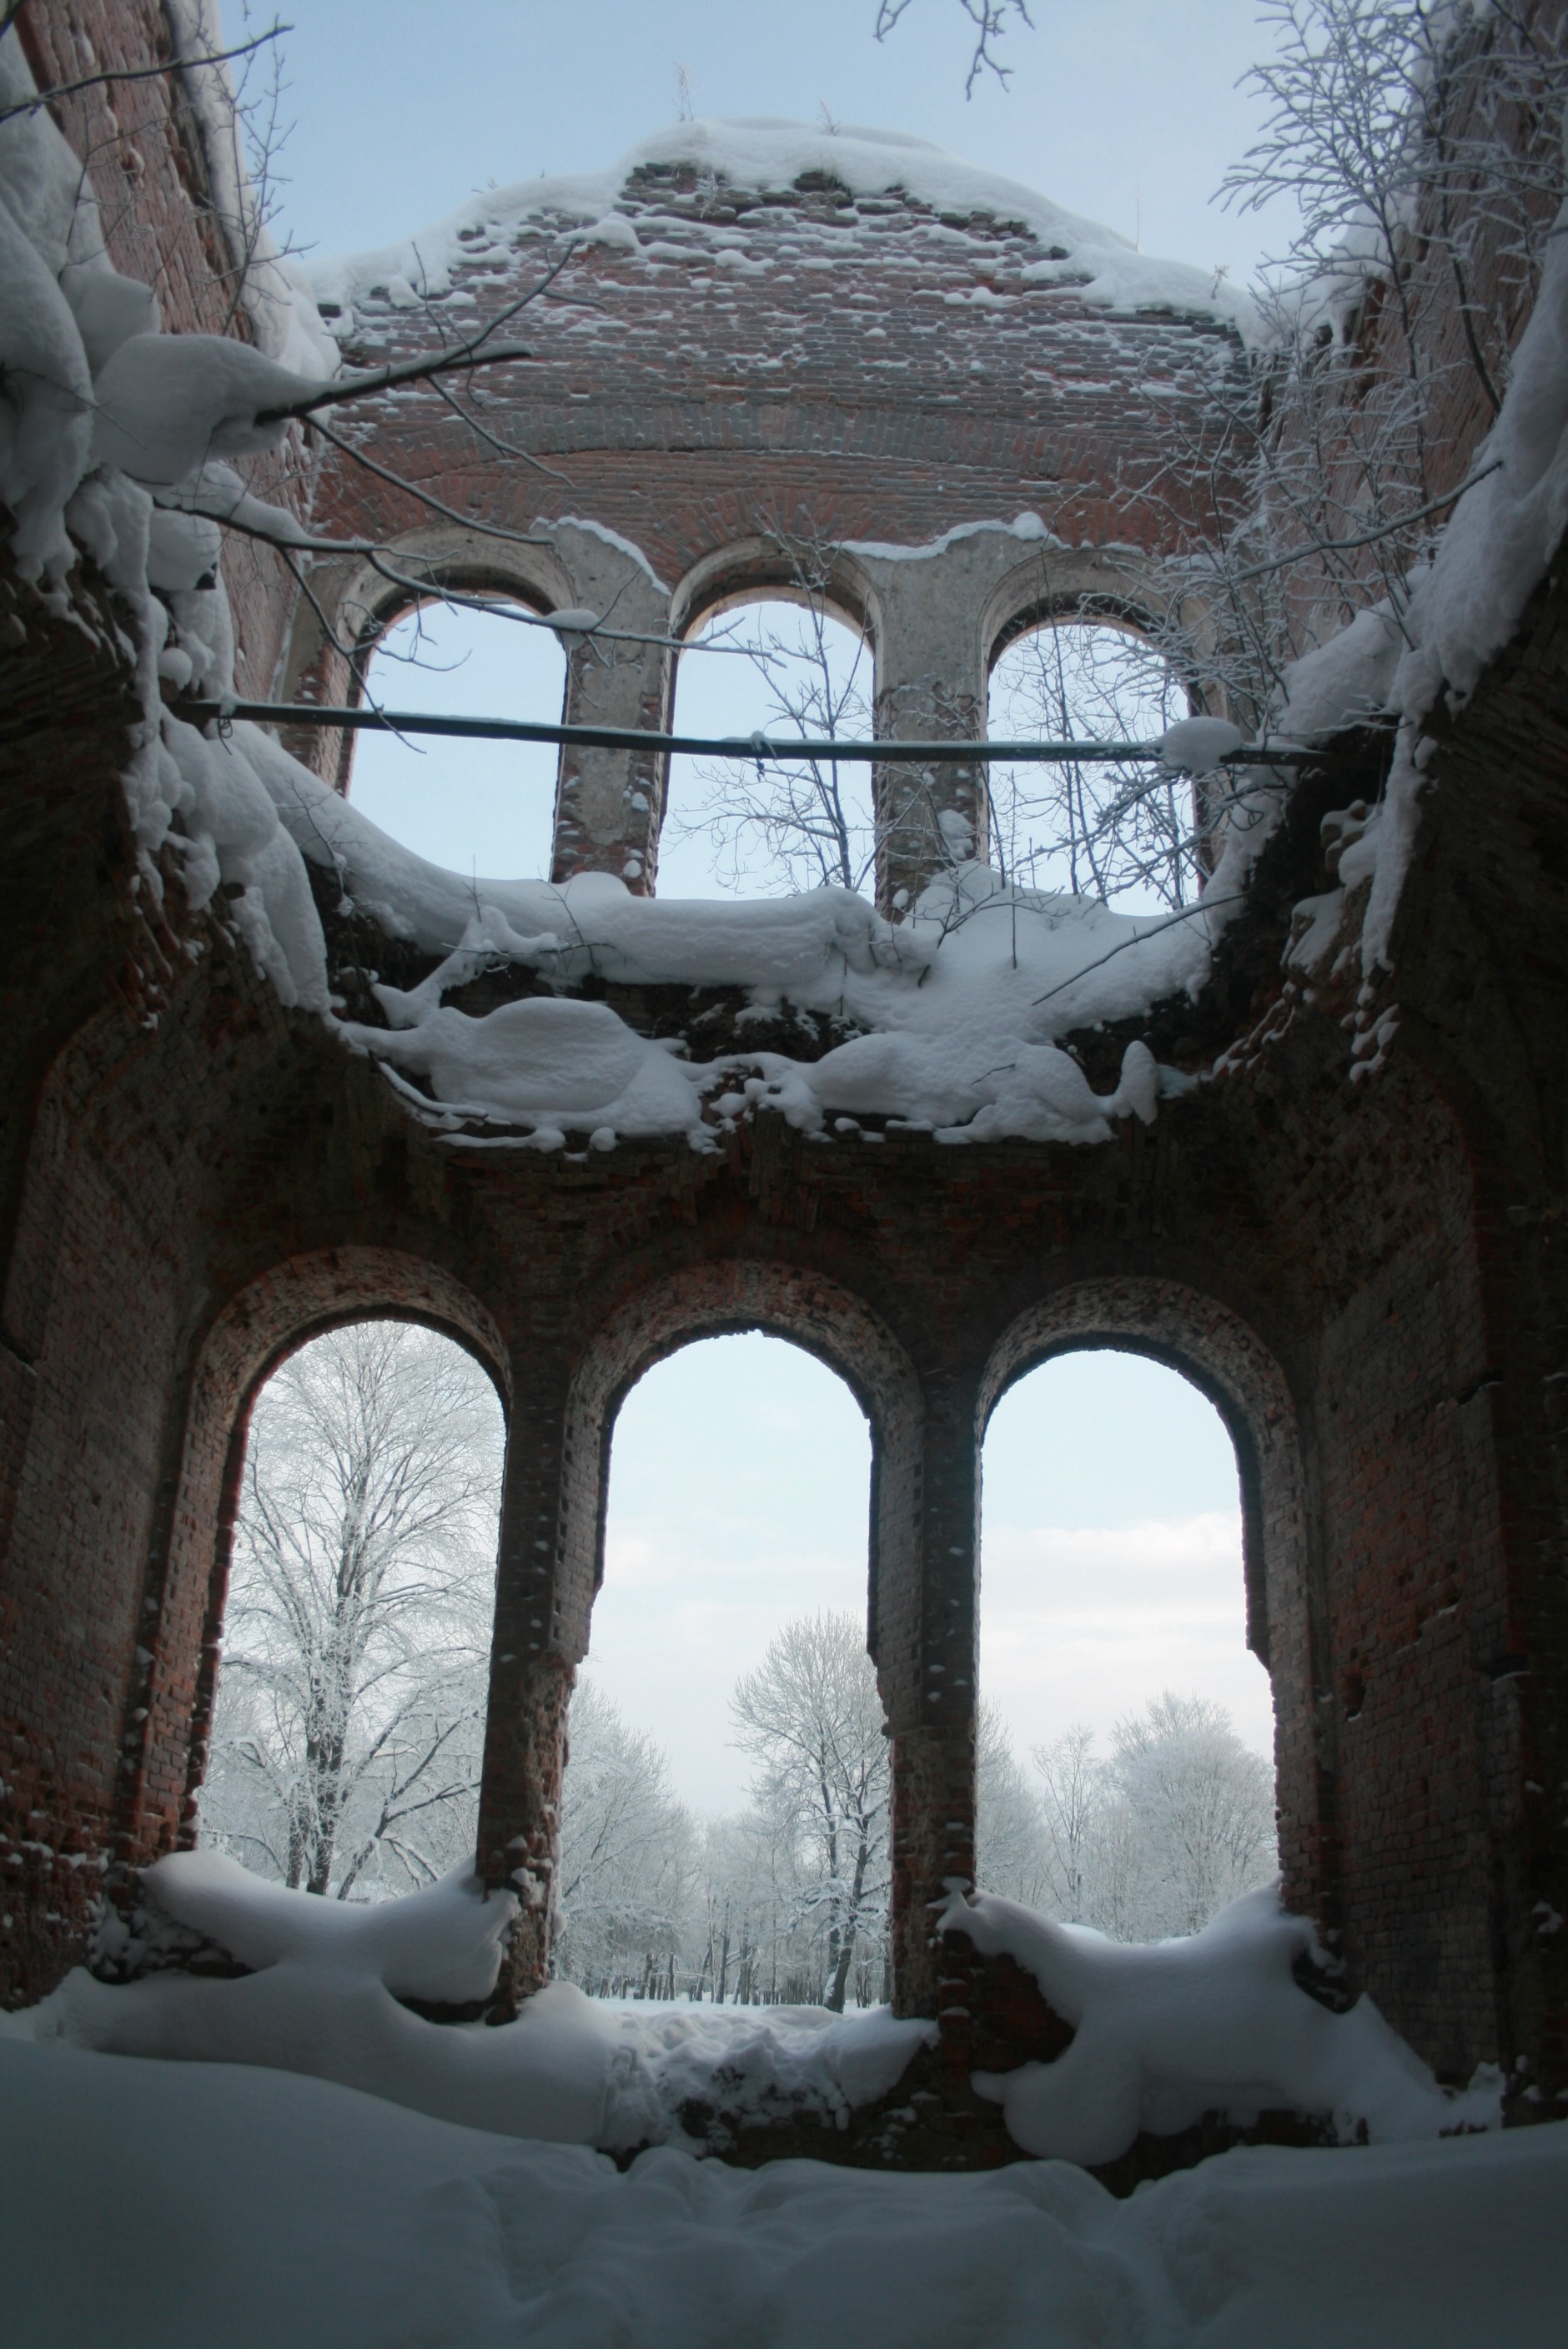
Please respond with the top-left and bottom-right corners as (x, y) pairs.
(2, 0), (1566, 2160)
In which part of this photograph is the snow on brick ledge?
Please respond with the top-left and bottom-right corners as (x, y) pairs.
(306, 118), (1261, 346)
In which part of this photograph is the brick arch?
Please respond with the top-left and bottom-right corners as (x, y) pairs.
(117, 1248), (511, 1876)
(977, 1277), (1324, 1921)
(555, 1259), (922, 1678)
(670, 537), (882, 651)
(279, 524), (579, 788)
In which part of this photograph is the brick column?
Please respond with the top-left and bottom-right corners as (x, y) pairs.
(880, 1367), (982, 2019)
(547, 521), (672, 893)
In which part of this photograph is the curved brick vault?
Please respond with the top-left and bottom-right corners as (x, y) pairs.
(3, 8), (1567, 2153)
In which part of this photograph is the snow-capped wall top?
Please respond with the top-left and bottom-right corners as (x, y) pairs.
(307, 116), (1260, 342)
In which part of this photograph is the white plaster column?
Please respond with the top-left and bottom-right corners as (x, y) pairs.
(545, 521), (673, 893)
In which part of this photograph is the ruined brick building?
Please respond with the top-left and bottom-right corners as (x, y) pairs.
(2, 0), (1565, 2154)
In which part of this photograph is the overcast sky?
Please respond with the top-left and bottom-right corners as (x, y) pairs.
(269, 3), (1280, 1813)
(589, 1335), (1269, 1813)
(264, 0), (1294, 284)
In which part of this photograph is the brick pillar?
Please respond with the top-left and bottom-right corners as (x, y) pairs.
(547, 521), (672, 893)
(881, 1369), (982, 2019)
(475, 1350), (600, 2012)
(857, 544), (993, 917)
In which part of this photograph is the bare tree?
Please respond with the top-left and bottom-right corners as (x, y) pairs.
(874, 0), (1037, 97)
(988, 614), (1196, 907)
(673, 535), (877, 896)
(731, 1611), (891, 2012)
(553, 1677), (695, 1996)
(199, 1321), (503, 1899)
(975, 1699), (1053, 1905)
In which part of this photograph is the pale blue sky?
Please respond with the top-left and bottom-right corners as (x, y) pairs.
(263, 1), (1294, 286)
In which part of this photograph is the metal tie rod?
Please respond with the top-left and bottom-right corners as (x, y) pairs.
(180, 699), (1307, 768)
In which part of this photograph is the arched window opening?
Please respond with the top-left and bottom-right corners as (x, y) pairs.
(557, 1331), (884, 2009)
(346, 599), (565, 882)
(658, 596), (873, 900)
(977, 1349), (1277, 1941)
(197, 1320), (505, 1902)
(988, 618), (1194, 915)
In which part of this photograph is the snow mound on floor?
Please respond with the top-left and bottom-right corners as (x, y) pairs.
(941, 1885), (1503, 2165)
(13, 1854), (932, 2155)
(2, 2033), (1564, 2349)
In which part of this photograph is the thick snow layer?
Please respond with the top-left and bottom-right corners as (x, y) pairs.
(18, 1853), (931, 2157)
(10, 1854), (1506, 2180)
(252, 732), (1215, 1148)
(308, 116), (1260, 342)
(8, 1857), (1561, 2344)
(2, 2036), (1563, 2349)
(89, 332), (328, 489)
(939, 1887), (1502, 2165)
(0, 27), (342, 1001)
(1273, 181), (1568, 984)
(324, 865), (1203, 1152)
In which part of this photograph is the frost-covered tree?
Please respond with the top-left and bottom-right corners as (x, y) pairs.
(975, 1700), (1053, 1905)
(731, 1611), (891, 2011)
(199, 1320), (503, 1899)
(1028, 1695), (1278, 1941)
(1108, 1693), (1279, 1939)
(553, 1678), (695, 1995)
(1030, 1722), (1108, 1924)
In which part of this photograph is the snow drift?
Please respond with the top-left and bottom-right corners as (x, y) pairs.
(11, 1853), (1505, 2172)
(937, 1886), (1501, 2165)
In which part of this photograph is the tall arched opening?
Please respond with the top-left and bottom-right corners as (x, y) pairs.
(658, 568), (875, 900)
(977, 1279), (1324, 1938)
(977, 1346), (1277, 1938)
(195, 1317), (506, 1903)
(557, 1330), (881, 2004)
(987, 607), (1195, 913)
(345, 597), (567, 883)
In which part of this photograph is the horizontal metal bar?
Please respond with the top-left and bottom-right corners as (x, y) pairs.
(178, 699), (1309, 768)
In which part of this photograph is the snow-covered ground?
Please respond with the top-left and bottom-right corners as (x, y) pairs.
(3, 1852), (1561, 2346)
(2, 2031), (1562, 2349)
